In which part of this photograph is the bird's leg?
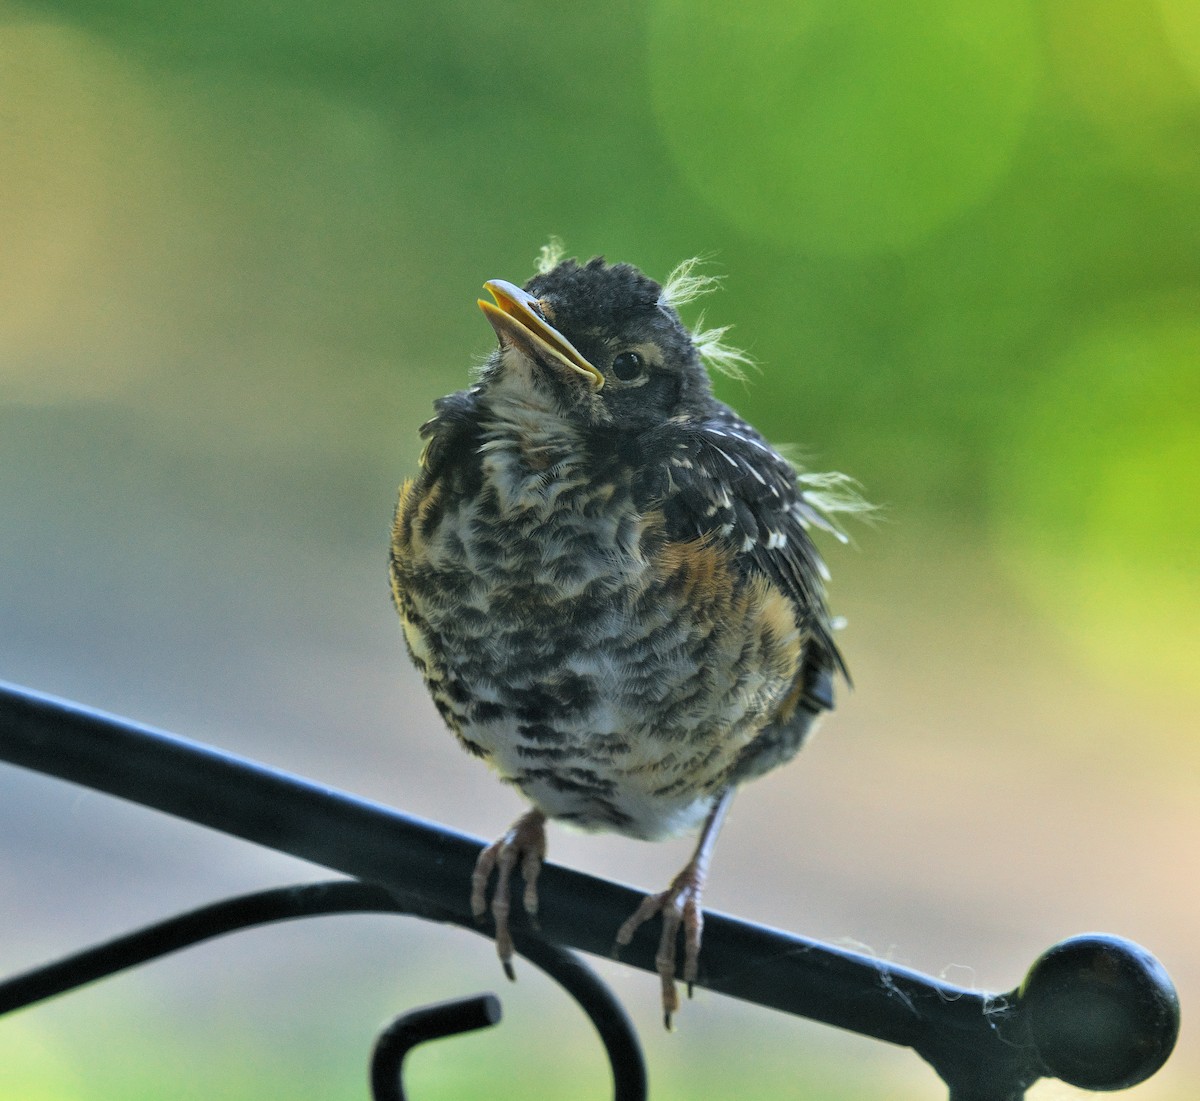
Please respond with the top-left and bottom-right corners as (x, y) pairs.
(614, 787), (735, 1029)
(471, 807), (547, 980)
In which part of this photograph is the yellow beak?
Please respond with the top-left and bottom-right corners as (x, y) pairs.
(478, 279), (604, 390)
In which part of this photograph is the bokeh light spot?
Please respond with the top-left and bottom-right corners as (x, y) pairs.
(1045, 0), (1200, 178)
(990, 311), (1200, 696)
(0, 19), (170, 403)
(1159, 0), (1200, 90)
(0, 1018), (83, 1099)
(646, 0), (1039, 255)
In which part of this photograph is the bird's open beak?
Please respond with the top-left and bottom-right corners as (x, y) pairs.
(478, 279), (605, 390)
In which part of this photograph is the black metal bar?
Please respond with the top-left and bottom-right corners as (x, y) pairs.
(0, 681), (1180, 1097)
(0, 681), (957, 1041)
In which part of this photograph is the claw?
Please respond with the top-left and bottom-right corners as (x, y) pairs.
(613, 787), (735, 1027)
(616, 873), (698, 1030)
(471, 809), (547, 981)
(470, 847), (498, 923)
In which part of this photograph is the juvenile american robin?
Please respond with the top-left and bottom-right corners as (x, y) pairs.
(390, 249), (859, 1025)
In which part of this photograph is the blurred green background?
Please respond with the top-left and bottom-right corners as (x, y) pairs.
(1, 1), (1197, 1097)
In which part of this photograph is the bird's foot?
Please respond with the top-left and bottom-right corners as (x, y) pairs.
(614, 860), (706, 1030)
(471, 808), (547, 980)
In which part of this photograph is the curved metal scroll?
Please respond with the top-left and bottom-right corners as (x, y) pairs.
(0, 880), (646, 1101)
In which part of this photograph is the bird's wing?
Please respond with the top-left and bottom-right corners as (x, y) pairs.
(417, 385), (486, 484)
(391, 385), (484, 593)
(640, 405), (848, 710)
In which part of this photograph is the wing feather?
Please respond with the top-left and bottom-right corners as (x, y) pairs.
(637, 403), (850, 707)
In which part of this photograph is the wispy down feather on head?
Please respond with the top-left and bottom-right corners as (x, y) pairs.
(535, 237), (567, 275)
(659, 255), (722, 309)
(534, 243), (754, 381)
(661, 256), (754, 381)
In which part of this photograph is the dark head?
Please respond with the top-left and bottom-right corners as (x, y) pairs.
(477, 256), (714, 429)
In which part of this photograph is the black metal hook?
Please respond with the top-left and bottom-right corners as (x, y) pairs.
(365, 906), (649, 1101)
(371, 994), (502, 1101)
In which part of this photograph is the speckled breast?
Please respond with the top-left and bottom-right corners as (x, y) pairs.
(391, 435), (804, 841)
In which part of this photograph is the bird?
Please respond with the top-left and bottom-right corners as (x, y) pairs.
(389, 247), (859, 1026)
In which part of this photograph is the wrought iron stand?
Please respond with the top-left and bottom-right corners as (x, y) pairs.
(0, 681), (1181, 1099)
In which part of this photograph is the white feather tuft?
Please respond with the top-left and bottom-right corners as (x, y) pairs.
(795, 471), (876, 543)
(660, 258), (755, 380)
(535, 237), (566, 274)
(660, 256), (723, 308)
(692, 321), (754, 381)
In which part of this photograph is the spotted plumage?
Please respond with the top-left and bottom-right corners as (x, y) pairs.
(390, 254), (857, 1024)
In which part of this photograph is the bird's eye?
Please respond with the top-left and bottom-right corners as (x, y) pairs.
(611, 351), (645, 382)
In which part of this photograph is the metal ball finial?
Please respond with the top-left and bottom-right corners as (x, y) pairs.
(1017, 934), (1180, 1090)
